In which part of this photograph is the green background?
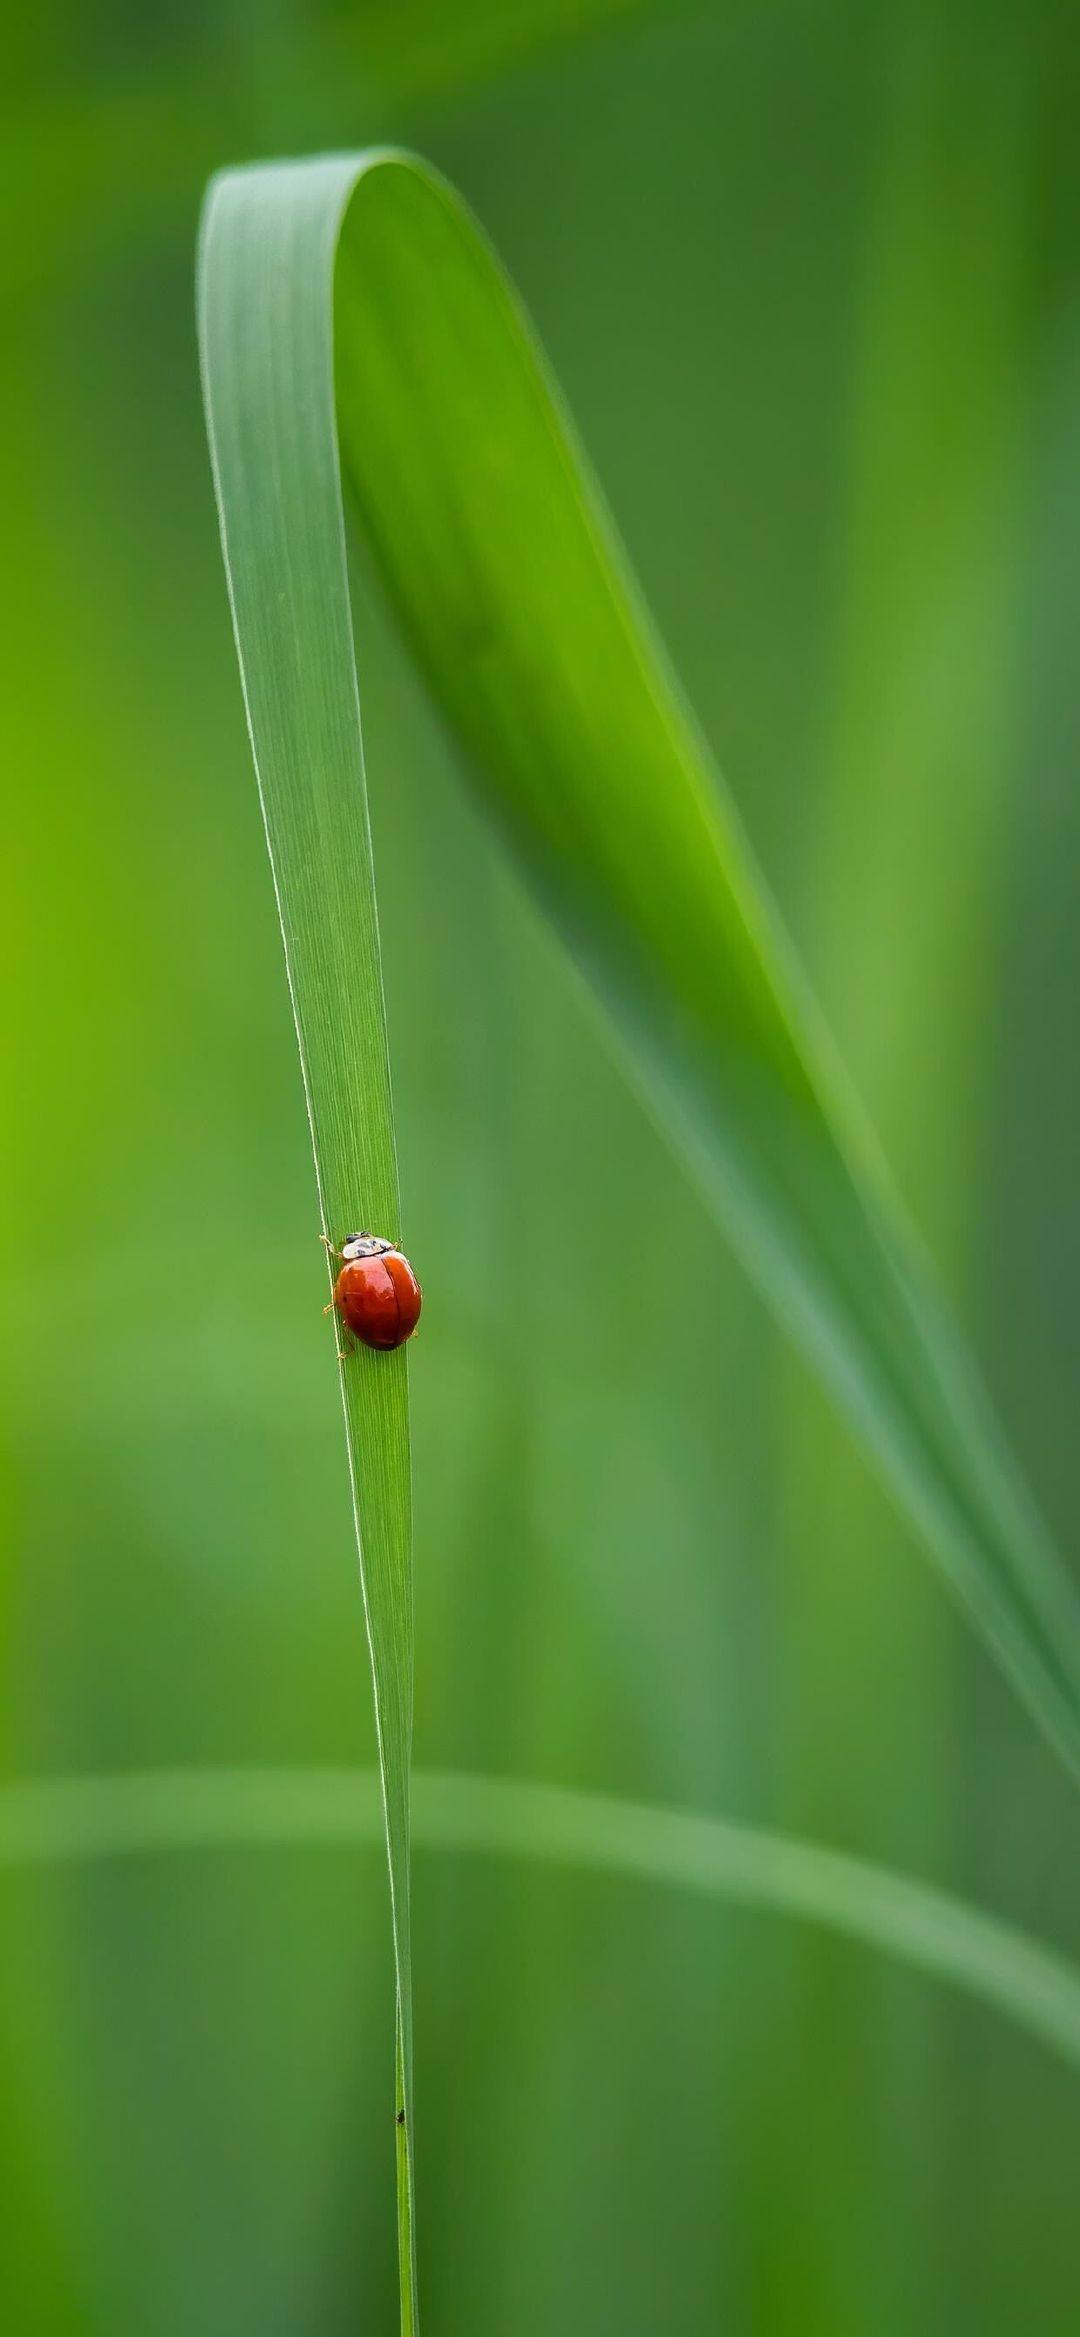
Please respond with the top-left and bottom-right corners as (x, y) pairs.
(4, 2), (1079, 2329)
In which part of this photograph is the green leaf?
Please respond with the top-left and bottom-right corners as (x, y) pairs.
(198, 148), (1080, 1810)
(198, 147), (1080, 2325)
(4, 1766), (1079, 2077)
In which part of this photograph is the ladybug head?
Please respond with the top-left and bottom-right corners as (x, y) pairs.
(341, 1232), (393, 1263)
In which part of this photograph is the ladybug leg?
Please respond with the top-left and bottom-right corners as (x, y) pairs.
(320, 1234), (345, 1354)
(325, 1317), (355, 1364)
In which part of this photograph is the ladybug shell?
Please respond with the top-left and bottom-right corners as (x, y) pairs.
(333, 1248), (422, 1351)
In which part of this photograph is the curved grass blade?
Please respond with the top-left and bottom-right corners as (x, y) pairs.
(202, 147), (1080, 1783)
(3, 1765), (1079, 2077)
(198, 146), (1080, 2313)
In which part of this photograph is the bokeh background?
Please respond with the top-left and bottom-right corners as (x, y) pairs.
(4, 2), (1080, 2329)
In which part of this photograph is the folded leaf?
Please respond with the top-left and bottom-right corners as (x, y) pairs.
(202, 150), (1080, 1783)
(198, 145), (1080, 2327)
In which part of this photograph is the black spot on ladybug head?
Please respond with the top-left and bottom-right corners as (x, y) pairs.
(341, 1232), (393, 1263)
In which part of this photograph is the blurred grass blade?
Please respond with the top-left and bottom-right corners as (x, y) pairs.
(197, 148), (1080, 1786)
(4, 1766), (1080, 2075)
(197, 165), (418, 2327)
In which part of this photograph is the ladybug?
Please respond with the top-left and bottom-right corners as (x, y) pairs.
(322, 1232), (422, 1354)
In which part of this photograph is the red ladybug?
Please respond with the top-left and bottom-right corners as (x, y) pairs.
(323, 1232), (422, 1353)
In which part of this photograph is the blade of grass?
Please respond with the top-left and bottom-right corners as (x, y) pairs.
(3, 1765), (1080, 2076)
(197, 148), (1080, 1790)
(197, 162), (418, 2328)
